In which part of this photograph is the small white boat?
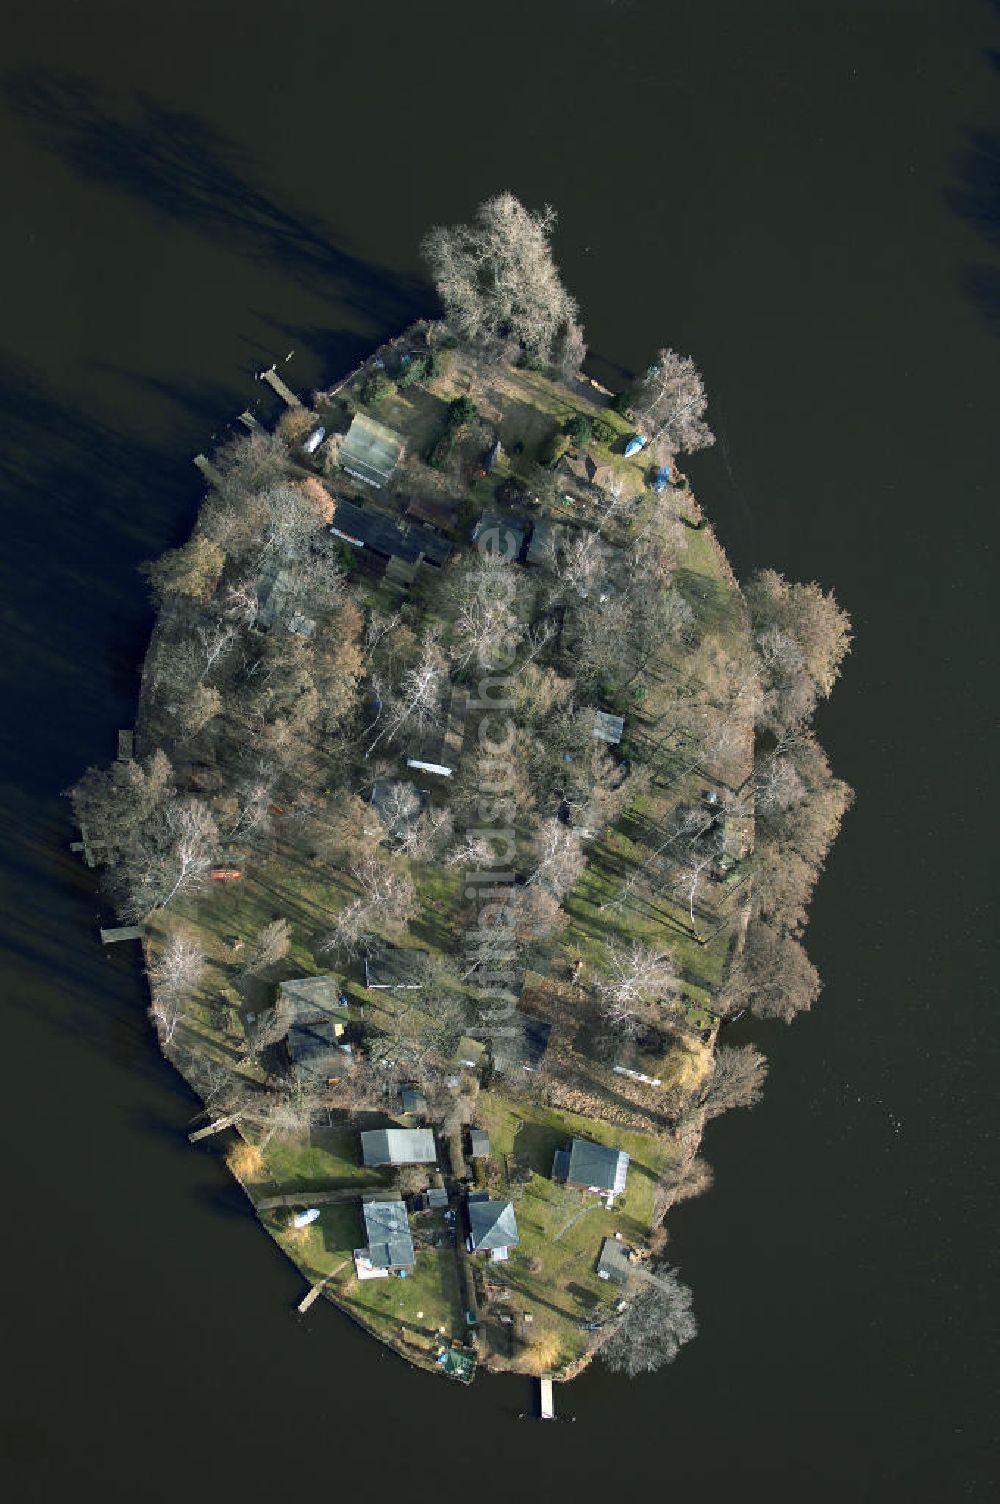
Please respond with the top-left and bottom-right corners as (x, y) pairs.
(292, 1208), (321, 1229)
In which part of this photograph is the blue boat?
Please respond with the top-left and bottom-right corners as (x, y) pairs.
(653, 464), (671, 492)
(624, 434), (648, 458)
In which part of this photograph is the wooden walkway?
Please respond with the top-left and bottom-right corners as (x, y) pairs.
(237, 410), (262, 431)
(117, 729), (134, 762)
(99, 925), (143, 944)
(188, 1111), (243, 1143)
(255, 1186), (373, 1212)
(297, 1259), (349, 1314)
(539, 1376), (555, 1420)
(260, 368), (302, 408)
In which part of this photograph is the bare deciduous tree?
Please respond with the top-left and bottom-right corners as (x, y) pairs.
(700, 1044), (768, 1119)
(600, 1271), (698, 1375)
(596, 942), (680, 1037)
(422, 192), (585, 370)
(241, 918), (292, 978)
(629, 348), (715, 457)
(526, 818), (586, 900)
(147, 929), (206, 1045)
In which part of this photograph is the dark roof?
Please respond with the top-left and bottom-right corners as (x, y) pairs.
(525, 518), (567, 567)
(468, 1128), (490, 1158)
(364, 944), (428, 990)
(404, 495), (457, 530)
(361, 1128), (437, 1166)
(492, 1013), (551, 1074)
(362, 1199), (416, 1269)
(287, 1016), (337, 1066)
(426, 1187), (449, 1209)
(401, 1085), (428, 1115)
(468, 1198), (519, 1252)
(565, 1138), (630, 1195)
(472, 512), (526, 560)
(552, 1148), (570, 1182)
(331, 498), (451, 567)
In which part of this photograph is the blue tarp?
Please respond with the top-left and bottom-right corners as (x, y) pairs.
(624, 434), (648, 458)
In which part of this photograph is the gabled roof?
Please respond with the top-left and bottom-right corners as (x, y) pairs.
(287, 1016), (337, 1066)
(468, 1198), (519, 1252)
(362, 1199), (416, 1269)
(339, 413), (404, 489)
(279, 976), (343, 1014)
(361, 1128), (437, 1166)
(593, 710), (625, 745)
(525, 518), (569, 568)
(565, 1138), (630, 1194)
(330, 497), (452, 567)
(401, 1085), (428, 1115)
(364, 944), (428, 990)
(468, 1128), (490, 1158)
(472, 512), (526, 561)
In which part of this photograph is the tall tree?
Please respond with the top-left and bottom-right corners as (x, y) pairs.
(630, 348), (715, 456)
(421, 192), (585, 370)
(601, 1271), (698, 1375)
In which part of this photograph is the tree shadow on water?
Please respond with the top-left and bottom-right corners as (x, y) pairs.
(947, 26), (1000, 334)
(1, 66), (430, 326)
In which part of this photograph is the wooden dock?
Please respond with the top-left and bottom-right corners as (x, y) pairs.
(296, 1260), (349, 1314)
(99, 925), (143, 944)
(117, 729), (134, 762)
(237, 410), (262, 431)
(539, 1376), (555, 1420)
(260, 367), (302, 408)
(193, 453), (223, 487)
(187, 1111), (243, 1143)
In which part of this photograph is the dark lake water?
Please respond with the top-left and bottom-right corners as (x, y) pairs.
(1, 3), (996, 1499)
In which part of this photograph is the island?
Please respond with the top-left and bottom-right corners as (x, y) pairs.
(71, 194), (852, 1389)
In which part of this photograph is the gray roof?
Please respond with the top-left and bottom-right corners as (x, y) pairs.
(401, 1085), (428, 1115)
(593, 710), (625, 745)
(468, 1198), (519, 1252)
(597, 1237), (633, 1285)
(468, 1129), (490, 1158)
(339, 413), (404, 488)
(425, 1187), (449, 1209)
(362, 1199), (416, 1269)
(551, 1148), (570, 1182)
(364, 944), (428, 990)
(279, 976), (343, 1014)
(565, 1138), (630, 1194)
(361, 1128), (437, 1166)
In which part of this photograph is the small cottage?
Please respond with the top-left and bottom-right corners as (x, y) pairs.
(553, 1138), (630, 1204)
(467, 1195), (519, 1261)
(361, 1127), (437, 1167)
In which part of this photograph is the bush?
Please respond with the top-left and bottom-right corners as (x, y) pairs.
(448, 395), (478, 430)
(398, 351), (443, 388)
(427, 430), (456, 469)
(591, 417), (616, 446)
(611, 390), (633, 417)
(517, 350), (545, 372)
(539, 429), (570, 467)
(564, 413), (593, 447)
(359, 371), (396, 406)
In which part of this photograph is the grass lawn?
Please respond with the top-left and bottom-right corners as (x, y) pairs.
(471, 1093), (678, 1370)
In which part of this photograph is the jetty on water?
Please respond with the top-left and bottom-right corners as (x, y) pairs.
(260, 367), (302, 408)
(539, 1376), (555, 1420)
(193, 454), (223, 487)
(100, 925), (143, 944)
